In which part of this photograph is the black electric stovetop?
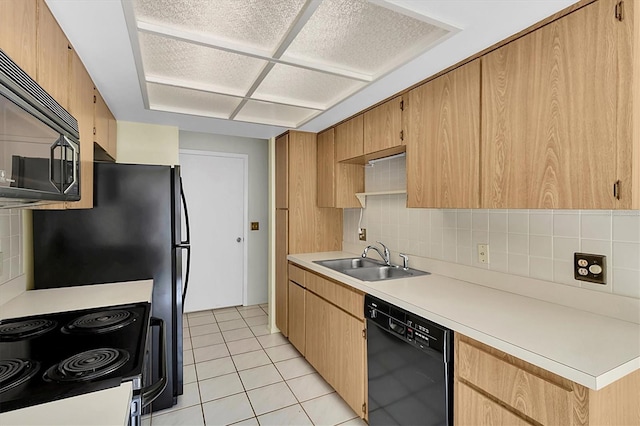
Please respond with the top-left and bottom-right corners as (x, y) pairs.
(0, 302), (150, 413)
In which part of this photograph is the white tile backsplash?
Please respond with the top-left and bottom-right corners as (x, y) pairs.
(344, 157), (640, 299)
(0, 210), (23, 284)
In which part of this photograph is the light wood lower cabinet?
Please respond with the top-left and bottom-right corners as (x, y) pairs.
(275, 210), (288, 336)
(287, 280), (305, 355)
(456, 382), (534, 426)
(305, 290), (366, 418)
(455, 334), (640, 426)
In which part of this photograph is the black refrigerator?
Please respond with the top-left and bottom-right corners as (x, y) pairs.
(32, 162), (191, 413)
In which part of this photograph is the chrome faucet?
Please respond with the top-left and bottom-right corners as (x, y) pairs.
(362, 241), (391, 265)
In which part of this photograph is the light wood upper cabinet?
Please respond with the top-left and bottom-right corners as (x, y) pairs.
(0, 0), (37, 78)
(317, 128), (363, 208)
(66, 48), (94, 209)
(364, 96), (403, 155)
(335, 115), (364, 162)
(481, 0), (626, 209)
(406, 60), (481, 208)
(275, 134), (289, 209)
(317, 129), (336, 207)
(36, 0), (69, 109)
(107, 109), (117, 160)
(94, 90), (112, 158)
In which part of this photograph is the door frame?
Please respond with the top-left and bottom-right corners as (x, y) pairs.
(179, 149), (250, 307)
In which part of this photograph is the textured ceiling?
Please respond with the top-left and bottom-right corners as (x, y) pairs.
(122, 0), (456, 128)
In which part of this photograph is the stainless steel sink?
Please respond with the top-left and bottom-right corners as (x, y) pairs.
(313, 257), (382, 271)
(343, 265), (429, 281)
(313, 257), (429, 281)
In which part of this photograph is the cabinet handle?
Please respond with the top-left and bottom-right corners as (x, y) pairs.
(615, 1), (624, 21)
(400, 130), (404, 141)
(613, 180), (621, 200)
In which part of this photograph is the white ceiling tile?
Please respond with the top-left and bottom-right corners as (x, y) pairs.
(234, 100), (319, 128)
(147, 83), (241, 119)
(283, 0), (451, 76)
(139, 32), (267, 96)
(132, 0), (307, 51)
(253, 64), (366, 109)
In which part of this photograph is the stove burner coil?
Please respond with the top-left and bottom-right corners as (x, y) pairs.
(0, 319), (57, 341)
(62, 310), (136, 334)
(0, 359), (40, 393)
(44, 348), (130, 382)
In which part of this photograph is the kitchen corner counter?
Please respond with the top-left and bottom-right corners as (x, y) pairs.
(0, 280), (154, 320)
(0, 383), (133, 426)
(288, 252), (640, 390)
(0, 280), (154, 426)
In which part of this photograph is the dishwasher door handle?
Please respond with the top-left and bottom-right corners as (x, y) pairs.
(389, 318), (405, 336)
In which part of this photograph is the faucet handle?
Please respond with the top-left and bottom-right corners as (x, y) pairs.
(399, 253), (409, 269)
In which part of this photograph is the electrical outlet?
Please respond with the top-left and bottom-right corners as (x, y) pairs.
(477, 244), (489, 264)
(359, 228), (367, 241)
(574, 253), (606, 284)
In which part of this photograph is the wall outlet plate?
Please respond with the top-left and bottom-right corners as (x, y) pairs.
(359, 228), (367, 241)
(574, 252), (606, 284)
(477, 244), (489, 264)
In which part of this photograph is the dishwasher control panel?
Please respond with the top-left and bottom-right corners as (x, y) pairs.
(365, 294), (450, 359)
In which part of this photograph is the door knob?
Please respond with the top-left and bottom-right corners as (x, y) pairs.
(236, 237), (242, 242)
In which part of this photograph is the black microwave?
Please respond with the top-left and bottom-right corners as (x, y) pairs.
(0, 49), (80, 208)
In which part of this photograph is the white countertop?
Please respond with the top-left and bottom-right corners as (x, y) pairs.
(0, 280), (154, 426)
(0, 280), (154, 320)
(289, 252), (640, 390)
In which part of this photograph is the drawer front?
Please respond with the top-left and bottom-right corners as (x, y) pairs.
(456, 382), (534, 426)
(288, 264), (306, 287)
(458, 340), (574, 425)
(305, 271), (364, 319)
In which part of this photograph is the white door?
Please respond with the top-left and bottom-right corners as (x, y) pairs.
(179, 150), (247, 312)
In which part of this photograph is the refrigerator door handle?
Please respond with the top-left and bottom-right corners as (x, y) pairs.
(178, 177), (192, 309)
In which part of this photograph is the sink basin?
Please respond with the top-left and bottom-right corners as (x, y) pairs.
(343, 265), (429, 281)
(313, 257), (429, 281)
(314, 257), (382, 271)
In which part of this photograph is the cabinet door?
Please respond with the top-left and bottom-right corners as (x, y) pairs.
(275, 209), (288, 336)
(36, 0), (69, 108)
(318, 128), (363, 208)
(275, 134), (289, 209)
(107, 109), (117, 160)
(288, 132), (317, 254)
(305, 291), (365, 417)
(364, 96), (403, 155)
(456, 382), (534, 426)
(66, 49), (94, 209)
(0, 0), (37, 78)
(481, 0), (620, 209)
(317, 129), (336, 207)
(335, 115), (364, 162)
(287, 281), (305, 355)
(406, 60), (480, 208)
(93, 90), (111, 156)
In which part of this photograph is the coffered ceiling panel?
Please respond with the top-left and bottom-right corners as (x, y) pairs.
(139, 32), (267, 96)
(132, 0), (307, 51)
(253, 63), (366, 110)
(124, 0), (458, 128)
(147, 83), (242, 119)
(282, 0), (450, 76)
(234, 100), (318, 127)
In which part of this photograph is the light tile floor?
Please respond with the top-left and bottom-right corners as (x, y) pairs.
(143, 304), (365, 426)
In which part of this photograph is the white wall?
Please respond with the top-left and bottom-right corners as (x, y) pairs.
(179, 131), (269, 306)
(117, 121), (179, 165)
(343, 157), (640, 299)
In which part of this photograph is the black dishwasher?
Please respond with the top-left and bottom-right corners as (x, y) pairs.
(365, 294), (453, 426)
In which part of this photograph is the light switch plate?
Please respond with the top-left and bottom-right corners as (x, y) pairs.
(477, 244), (489, 264)
(359, 228), (367, 241)
(574, 252), (606, 284)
